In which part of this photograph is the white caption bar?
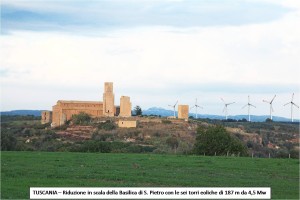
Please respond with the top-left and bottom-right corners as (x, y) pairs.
(30, 187), (271, 199)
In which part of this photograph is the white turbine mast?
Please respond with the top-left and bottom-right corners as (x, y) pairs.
(284, 93), (299, 122)
(263, 95), (276, 120)
(220, 98), (235, 120)
(242, 95), (256, 122)
(190, 98), (203, 119)
(168, 100), (178, 118)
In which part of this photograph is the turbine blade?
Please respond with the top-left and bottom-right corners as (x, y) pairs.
(220, 98), (225, 103)
(228, 102), (235, 105)
(250, 104), (256, 108)
(270, 95), (276, 103)
(190, 106), (195, 110)
(174, 100), (178, 107)
(242, 104), (247, 109)
(292, 102), (300, 108)
(283, 102), (290, 106)
(292, 93), (294, 102)
(263, 100), (269, 103)
(248, 95), (250, 103)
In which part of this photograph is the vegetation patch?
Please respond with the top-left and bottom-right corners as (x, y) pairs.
(193, 125), (248, 156)
(1, 152), (299, 199)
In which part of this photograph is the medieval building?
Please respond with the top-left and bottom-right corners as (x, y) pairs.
(49, 82), (132, 127)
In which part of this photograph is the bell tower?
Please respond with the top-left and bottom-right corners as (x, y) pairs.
(103, 82), (115, 117)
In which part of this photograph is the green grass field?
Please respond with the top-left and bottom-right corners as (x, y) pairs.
(1, 151), (299, 199)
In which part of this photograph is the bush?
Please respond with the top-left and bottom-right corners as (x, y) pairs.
(97, 120), (116, 130)
(72, 112), (91, 125)
(1, 132), (17, 151)
(275, 149), (289, 158)
(79, 141), (112, 153)
(166, 137), (179, 152)
(193, 125), (248, 156)
(162, 120), (172, 124)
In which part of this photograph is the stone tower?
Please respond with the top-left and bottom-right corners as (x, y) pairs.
(41, 111), (52, 124)
(178, 105), (189, 120)
(103, 82), (115, 117)
(119, 96), (132, 117)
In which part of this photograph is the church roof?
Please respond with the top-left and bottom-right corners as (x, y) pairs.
(57, 100), (103, 104)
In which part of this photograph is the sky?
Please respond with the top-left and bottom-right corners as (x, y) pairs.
(1, 0), (300, 119)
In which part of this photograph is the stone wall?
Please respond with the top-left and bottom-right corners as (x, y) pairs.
(118, 120), (137, 128)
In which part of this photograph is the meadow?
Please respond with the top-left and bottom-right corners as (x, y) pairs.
(1, 151), (299, 199)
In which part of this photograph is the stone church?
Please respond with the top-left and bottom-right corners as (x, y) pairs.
(41, 82), (132, 127)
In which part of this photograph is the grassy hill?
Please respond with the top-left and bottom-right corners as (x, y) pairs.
(1, 151), (299, 199)
(1, 115), (299, 158)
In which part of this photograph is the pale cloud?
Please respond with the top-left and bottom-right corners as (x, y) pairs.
(0, 0), (299, 119)
(1, 0), (291, 34)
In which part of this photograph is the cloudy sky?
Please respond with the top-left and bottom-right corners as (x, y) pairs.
(1, 0), (300, 119)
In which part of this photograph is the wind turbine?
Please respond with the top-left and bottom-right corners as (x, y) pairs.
(242, 95), (256, 122)
(263, 95), (276, 120)
(190, 98), (203, 119)
(168, 100), (178, 118)
(220, 98), (235, 120)
(284, 93), (299, 122)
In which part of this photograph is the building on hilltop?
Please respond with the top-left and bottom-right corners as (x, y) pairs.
(41, 111), (52, 124)
(119, 96), (132, 117)
(103, 82), (115, 117)
(52, 100), (105, 127)
(49, 82), (129, 127)
(178, 105), (189, 120)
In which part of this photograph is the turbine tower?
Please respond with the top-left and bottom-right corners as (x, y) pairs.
(168, 100), (178, 118)
(284, 93), (299, 122)
(221, 98), (235, 120)
(242, 95), (256, 122)
(190, 98), (203, 119)
(263, 95), (276, 120)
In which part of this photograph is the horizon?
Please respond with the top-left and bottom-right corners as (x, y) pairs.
(1, 107), (299, 122)
(1, 0), (300, 119)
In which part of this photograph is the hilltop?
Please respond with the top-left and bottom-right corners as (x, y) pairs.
(1, 115), (299, 158)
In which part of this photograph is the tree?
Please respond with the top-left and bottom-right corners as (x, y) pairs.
(166, 136), (179, 153)
(71, 112), (91, 125)
(193, 125), (248, 156)
(134, 106), (142, 116)
(1, 132), (17, 151)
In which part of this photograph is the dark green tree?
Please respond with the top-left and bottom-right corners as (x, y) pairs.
(193, 125), (248, 156)
(1, 132), (17, 151)
(134, 105), (142, 116)
(71, 112), (91, 125)
(166, 136), (179, 153)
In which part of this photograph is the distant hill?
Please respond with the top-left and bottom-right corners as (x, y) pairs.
(0, 110), (44, 116)
(143, 107), (298, 122)
(1, 108), (297, 122)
